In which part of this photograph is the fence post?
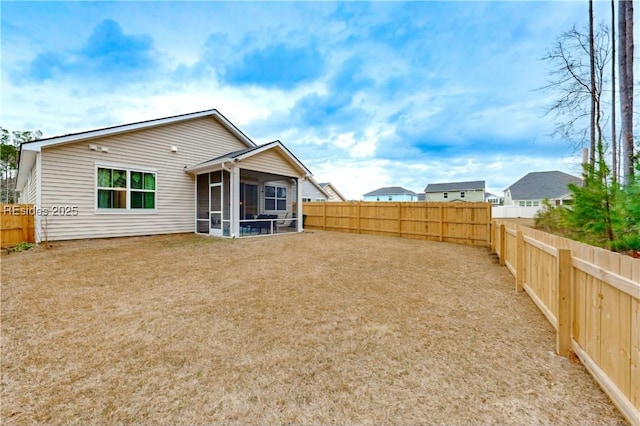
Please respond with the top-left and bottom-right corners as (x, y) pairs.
(397, 203), (402, 237)
(357, 202), (361, 234)
(487, 204), (492, 247)
(490, 220), (496, 252)
(439, 204), (444, 242)
(516, 230), (524, 292)
(322, 202), (327, 231)
(499, 223), (506, 266)
(556, 248), (572, 357)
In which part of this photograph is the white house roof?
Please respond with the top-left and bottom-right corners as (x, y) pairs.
(424, 180), (486, 193)
(505, 171), (583, 200)
(184, 140), (312, 177)
(363, 186), (418, 197)
(17, 109), (257, 190)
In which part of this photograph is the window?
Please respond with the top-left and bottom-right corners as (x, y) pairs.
(97, 167), (156, 210)
(460, 191), (465, 198)
(443, 192), (448, 199)
(519, 201), (525, 207)
(526, 201), (533, 207)
(265, 185), (286, 211)
(302, 197), (312, 202)
(533, 201), (539, 207)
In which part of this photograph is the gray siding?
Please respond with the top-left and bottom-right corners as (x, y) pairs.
(40, 116), (249, 240)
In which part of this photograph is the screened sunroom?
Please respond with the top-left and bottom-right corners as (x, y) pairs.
(185, 141), (310, 238)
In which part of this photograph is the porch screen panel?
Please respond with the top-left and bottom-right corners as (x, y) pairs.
(196, 174), (209, 233)
(223, 170), (231, 236)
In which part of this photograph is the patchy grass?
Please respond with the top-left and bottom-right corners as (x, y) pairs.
(1, 232), (627, 425)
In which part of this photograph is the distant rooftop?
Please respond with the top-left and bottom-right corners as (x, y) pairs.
(424, 180), (485, 193)
(505, 171), (582, 200)
(363, 186), (418, 197)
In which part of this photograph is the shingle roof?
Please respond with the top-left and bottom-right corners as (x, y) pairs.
(363, 186), (418, 197)
(505, 171), (582, 200)
(424, 180), (485, 193)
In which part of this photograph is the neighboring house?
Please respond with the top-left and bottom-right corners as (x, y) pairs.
(503, 171), (583, 207)
(493, 170), (583, 218)
(363, 186), (418, 201)
(16, 109), (311, 241)
(301, 177), (331, 202)
(423, 180), (486, 202)
(319, 182), (347, 202)
(485, 192), (501, 205)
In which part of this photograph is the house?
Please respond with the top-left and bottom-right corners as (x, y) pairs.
(319, 182), (347, 202)
(16, 109), (311, 241)
(301, 177), (331, 202)
(423, 180), (486, 202)
(363, 186), (418, 202)
(485, 192), (501, 205)
(503, 171), (583, 207)
(301, 179), (347, 202)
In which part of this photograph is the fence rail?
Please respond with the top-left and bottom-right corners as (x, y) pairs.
(493, 219), (640, 426)
(0, 204), (35, 248)
(303, 202), (491, 246)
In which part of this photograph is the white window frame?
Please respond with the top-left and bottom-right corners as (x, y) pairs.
(460, 191), (465, 198)
(264, 184), (287, 211)
(95, 163), (157, 214)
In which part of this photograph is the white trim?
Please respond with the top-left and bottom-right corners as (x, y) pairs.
(185, 140), (312, 177)
(35, 153), (42, 243)
(94, 164), (158, 214)
(22, 110), (257, 151)
(16, 109), (257, 191)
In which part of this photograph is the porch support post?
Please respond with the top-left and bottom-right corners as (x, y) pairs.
(231, 166), (240, 237)
(297, 177), (304, 232)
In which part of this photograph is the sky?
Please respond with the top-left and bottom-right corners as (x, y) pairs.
(0, 1), (624, 199)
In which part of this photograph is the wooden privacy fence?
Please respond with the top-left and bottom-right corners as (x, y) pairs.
(0, 204), (36, 248)
(493, 219), (640, 426)
(303, 202), (491, 246)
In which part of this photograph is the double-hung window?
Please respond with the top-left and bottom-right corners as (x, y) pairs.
(97, 167), (156, 211)
(265, 185), (286, 211)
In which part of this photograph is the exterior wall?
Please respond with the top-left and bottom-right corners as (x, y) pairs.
(19, 159), (38, 204)
(238, 149), (300, 177)
(363, 194), (417, 202)
(503, 189), (514, 206)
(425, 189), (484, 202)
(323, 185), (345, 202)
(301, 179), (327, 202)
(260, 179), (294, 218)
(492, 205), (541, 218)
(39, 116), (249, 241)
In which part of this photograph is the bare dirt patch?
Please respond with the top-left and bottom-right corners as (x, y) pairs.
(1, 231), (628, 425)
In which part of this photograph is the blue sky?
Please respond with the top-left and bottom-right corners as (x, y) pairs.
(0, 1), (619, 199)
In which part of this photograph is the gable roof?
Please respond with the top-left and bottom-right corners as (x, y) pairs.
(505, 171), (582, 200)
(424, 180), (485, 193)
(319, 182), (347, 201)
(363, 186), (418, 197)
(17, 109), (257, 190)
(305, 177), (331, 199)
(184, 140), (311, 176)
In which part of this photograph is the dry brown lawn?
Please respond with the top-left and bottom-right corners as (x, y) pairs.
(1, 231), (628, 425)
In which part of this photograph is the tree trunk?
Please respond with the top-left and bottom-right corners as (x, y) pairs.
(611, 0), (618, 185)
(589, 0), (597, 174)
(619, 0), (634, 184)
